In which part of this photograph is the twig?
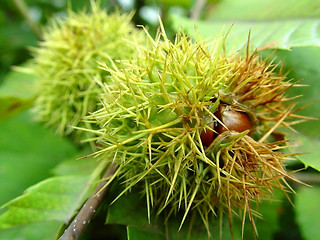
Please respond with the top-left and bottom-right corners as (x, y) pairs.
(58, 163), (119, 240)
(292, 172), (320, 185)
(13, 0), (43, 40)
(190, 0), (207, 20)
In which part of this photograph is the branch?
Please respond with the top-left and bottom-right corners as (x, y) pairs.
(190, 0), (207, 20)
(58, 163), (118, 240)
(292, 172), (320, 185)
(13, 0), (42, 40)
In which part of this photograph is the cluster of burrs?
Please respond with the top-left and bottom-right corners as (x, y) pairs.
(86, 25), (304, 236)
(29, 1), (145, 142)
(28, 2), (305, 237)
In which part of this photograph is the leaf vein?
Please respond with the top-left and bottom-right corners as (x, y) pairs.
(252, 23), (278, 48)
(282, 21), (303, 48)
(312, 20), (320, 45)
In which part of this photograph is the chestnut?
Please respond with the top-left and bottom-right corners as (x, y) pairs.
(200, 104), (252, 147)
(215, 104), (251, 134)
(200, 123), (216, 148)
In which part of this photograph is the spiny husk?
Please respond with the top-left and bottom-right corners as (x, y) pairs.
(87, 25), (302, 236)
(28, 0), (145, 142)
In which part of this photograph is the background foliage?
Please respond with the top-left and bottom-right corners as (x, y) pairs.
(0, 0), (320, 239)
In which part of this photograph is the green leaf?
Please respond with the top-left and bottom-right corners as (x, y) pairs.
(289, 135), (320, 171)
(204, 0), (320, 46)
(0, 97), (33, 121)
(295, 186), (320, 240)
(0, 109), (104, 234)
(0, 111), (77, 206)
(106, 188), (240, 240)
(266, 47), (320, 170)
(243, 190), (284, 240)
(171, 15), (320, 52)
(272, 47), (320, 135)
(207, 0), (320, 20)
(0, 67), (36, 99)
(0, 176), (89, 228)
(52, 154), (100, 176)
(127, 227), (166, 240)
(157, 0), (192, 8)
(106, 183), (285, 240)
(171, 0), (320, 51)
(0, 156), (103, 229)
(0, 66), (37, 120)
(0, 221), (61, 240)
